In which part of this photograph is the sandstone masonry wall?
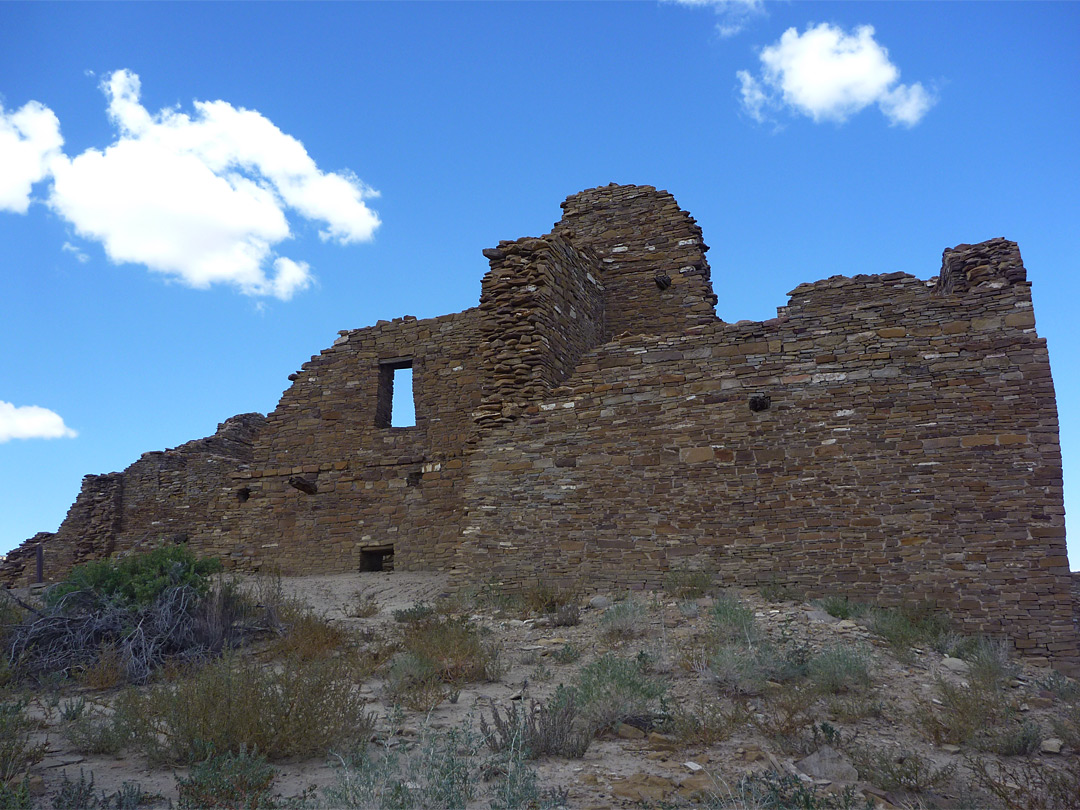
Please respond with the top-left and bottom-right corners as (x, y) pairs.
(5, 184), (1074, 670)
(1, 414), (264, 587)
(455, 238), (1075, 668)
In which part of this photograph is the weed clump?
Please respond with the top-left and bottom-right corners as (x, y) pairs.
(662, 566), (714, 599)
(481, 686), (591, 759)
(600, 597), (648, 640)
(176, 748), (275, 809)
(572, 653), (666, 733)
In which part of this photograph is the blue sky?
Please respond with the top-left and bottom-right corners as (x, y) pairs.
(1, 2), (1078, 567)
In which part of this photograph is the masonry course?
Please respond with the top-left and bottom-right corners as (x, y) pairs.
(3, 184), (1075, 671)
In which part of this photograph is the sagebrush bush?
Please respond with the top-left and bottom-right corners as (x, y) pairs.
(662, 567), (714, 599)
(867, 602), (951, 652)
(573, 653), (666, 732)
(726, 770), (869, 810)
(851, 745), (956, 793)
(807, 643), (873, 694)
(709, 594), (757, 644)
(664, 695), (743, 745)
(106, 652), (371, 762)
(816, 595), (867, 621)
(0, 699), (46, 785)
(53, 769), (144, 810)
(46, 545), (221, 608)
(176, 748), (275, 809)
(269, 610), (351, 660)
(385, 651), (446, 711)
(521, 581), (578, 616)
(600, 597), (648, 640)
(399, 615), (502, 685)
(913, 675), (1010, 747)
(969, 754), (1080, 810)
(481, 686), (591, 759)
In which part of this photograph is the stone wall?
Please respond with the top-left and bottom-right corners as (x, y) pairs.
(4, 183), (1074, 670)
(1, 414), (264, 587)
(455, 238), (1075, 668)
(190, 310), (487, 574)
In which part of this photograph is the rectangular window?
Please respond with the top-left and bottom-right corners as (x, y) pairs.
(376, 358), (416, 428)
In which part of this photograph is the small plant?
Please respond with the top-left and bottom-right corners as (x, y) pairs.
(270, 610), (350, 660)
(176, 747), (276, 809)
(969, 754), (1080, 810)
(385, 651), (446, 711)
(54, 769), (145, 810)
(851, 745), (956, 793)
(347, 591), (379, 618)
(759, 580), (805, 603)
(721, 770), (872, 810)
(600, 596), (648, 640)
(481, 686), (592, 759)
(816, 595), (867, 620)
(914, 675), (1010, 747)
(867, 601), (951, 653)
(709, 594), (757, 644)
(747, 685), (821, 754)
(1039, 669), (1080, 703)
(112, 652), (372, 762)
(964, 636), (1017, 691)
(664, 695), (742, 745)
(398, 614), (503, 685)
(0, 699), (47, 786)
(550, 602), (580, 627)
(807, 643), (872, 694)
(392, 601), (436, 623)
(553, 643), (581, 665)
(678, 599), (700, 619)
(572, 653), (666, 733)
(662, 566), (714, 599)
(60, 696), (88, 722)
(989, 720), (1043, 756)
(522, 581), (578, 616)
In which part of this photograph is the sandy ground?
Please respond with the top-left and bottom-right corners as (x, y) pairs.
(10, 571), (1080, 809)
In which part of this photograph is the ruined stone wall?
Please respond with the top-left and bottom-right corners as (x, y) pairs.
(475, 234), (606, 427)
(457, 239), (1076, 668)
(555, 184), (716, 338)
(1, 414), (264, 587)
(194, 310), (486, 574)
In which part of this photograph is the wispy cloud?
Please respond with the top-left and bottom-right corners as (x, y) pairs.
(664, 0), (765, 37)
(62, 241), (89, 263)
(0, 401), (77, 443)
(2, 70), (381, 300)
(737, 23), (936, 127)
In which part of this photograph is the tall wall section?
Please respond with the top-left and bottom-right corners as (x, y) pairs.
(456, 237), (1076, 669)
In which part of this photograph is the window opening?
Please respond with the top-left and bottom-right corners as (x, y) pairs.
(376, 359), (416, 428)
(360, 545), (395, 572)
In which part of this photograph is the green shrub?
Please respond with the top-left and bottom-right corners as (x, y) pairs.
(0, 699), (46, 785)
(399, 615), (502, 685)
(114, 653), (371, 762)
(392, 601), (436, 623)
(710, 594), (757, 644)
(867, 602), (951, 652)
(572, 653), (666, 733)
(600, 597), (648, 640)
(53, 769), (145, 810)
(385, 651), (446, 711)
(176, 748), (275, 809)
(708, 640), (808, 695)
(913, 675), (1009, 747)
(807, 643), (872, 694)
(816, 595), (867, 620)
(481, 685), (591, 759)
(969, 755), (1080, 810)
(851, 745), (956, 793)
(964, 636), (1017, 691)
(662, 567), (714, 599)
(324, 721), (484, 810)
(46, 546), (221, 608)
(989, 721), (1043, 756)
(553, 643), (581, 665)
(723, 770), (871, 810)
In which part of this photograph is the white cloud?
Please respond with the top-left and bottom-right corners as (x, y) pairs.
(0, 101), (63, 213)
(737, 23), (935, 126)
(4, 70), (379, 300)
(665, 0), (764, 37)
(62, 241), (89, 263)
(0, 401), (77, 443)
